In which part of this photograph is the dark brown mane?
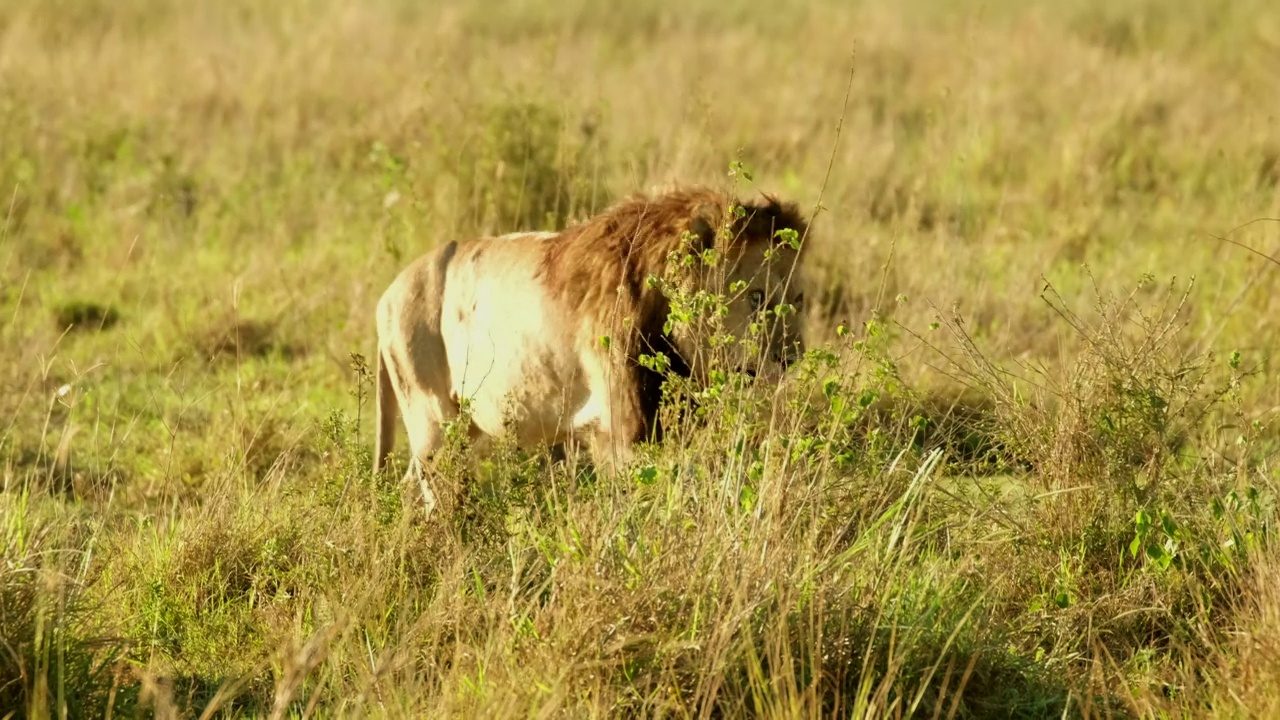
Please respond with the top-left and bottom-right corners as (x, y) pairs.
(535, 185), (809, 443)
(539, 185), (808, 336)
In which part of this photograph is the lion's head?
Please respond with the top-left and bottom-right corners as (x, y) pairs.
(541, 186), (811, 384)
(665, 193), (809, 381)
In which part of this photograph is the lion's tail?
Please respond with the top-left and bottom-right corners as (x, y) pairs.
(373, 346), (396, 476)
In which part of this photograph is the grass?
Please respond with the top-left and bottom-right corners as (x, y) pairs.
(2, 0), (1280, 716)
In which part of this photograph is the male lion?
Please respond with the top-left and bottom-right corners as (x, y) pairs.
(373, 186), (809, 508)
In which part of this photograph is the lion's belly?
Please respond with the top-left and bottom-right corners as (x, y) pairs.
(440, 258), (591, 447)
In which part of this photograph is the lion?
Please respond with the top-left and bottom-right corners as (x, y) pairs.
(372, 186), (810, 509)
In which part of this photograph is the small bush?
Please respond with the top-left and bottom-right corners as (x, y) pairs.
(52, 300), (120, 332)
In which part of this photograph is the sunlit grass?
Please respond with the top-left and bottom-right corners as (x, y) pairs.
(3, 0), (1279, 716)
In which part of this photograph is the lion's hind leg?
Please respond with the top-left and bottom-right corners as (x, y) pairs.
(399, 394), (454, 516)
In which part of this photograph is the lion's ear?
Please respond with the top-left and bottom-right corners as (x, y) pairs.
(687, 203), (720, 252)
(749, 198), (807, 247)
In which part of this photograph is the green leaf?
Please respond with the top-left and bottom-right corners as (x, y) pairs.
(773, 227), (801, 250)
(635, 465), (658, 486)
(1145, 542), (1168, 565)
(1134, 508), (1151, 534)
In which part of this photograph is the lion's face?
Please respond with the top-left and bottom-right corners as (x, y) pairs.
(672, 241), (806, 383)
(724, 242), (806, 380)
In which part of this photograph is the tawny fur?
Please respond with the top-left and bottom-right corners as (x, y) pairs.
(372, 186), (810, 511)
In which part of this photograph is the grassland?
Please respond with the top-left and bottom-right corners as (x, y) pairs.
(3, 0), (1280, 716)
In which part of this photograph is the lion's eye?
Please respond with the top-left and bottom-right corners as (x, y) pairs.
(792, 294), (805, 312)
(749, 289), (765, 311)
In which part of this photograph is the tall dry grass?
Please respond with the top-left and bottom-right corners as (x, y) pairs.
(3, 0), (1280, 716)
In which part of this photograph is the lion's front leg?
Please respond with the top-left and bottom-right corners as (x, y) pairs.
(587, 428), (637, 477)
(585, 378), (646, 476)
(572, 341), (648, 477)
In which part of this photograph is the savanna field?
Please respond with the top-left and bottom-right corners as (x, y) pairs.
(3, 0), (1280, 716)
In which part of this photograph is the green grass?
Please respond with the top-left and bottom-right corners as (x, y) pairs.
(3, 0), (1280, 716)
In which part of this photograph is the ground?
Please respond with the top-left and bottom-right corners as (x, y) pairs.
(2, 0), (1280, 716)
